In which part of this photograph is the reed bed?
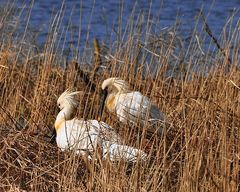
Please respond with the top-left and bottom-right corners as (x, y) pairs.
(0, 2), (239, 191)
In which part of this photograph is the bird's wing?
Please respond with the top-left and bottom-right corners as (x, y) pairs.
(86, 120), (147, 161)
(87, 120), (121, 143)
(118, 92), (165, 122)
(116, 92), (151, 123)
(102, 141), (147, 162)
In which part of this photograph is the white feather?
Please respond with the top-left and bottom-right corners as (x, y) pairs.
(115, 91), (164, 124)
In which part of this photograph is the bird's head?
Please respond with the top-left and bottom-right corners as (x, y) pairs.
(57, 90), (80, 110)
(101, 77), (130, 93)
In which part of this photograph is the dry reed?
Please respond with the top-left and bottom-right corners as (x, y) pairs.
(0, 2), (239, 192)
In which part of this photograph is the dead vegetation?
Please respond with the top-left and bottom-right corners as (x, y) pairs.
(0, 2), (240, 191)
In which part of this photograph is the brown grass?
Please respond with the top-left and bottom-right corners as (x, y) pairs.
(0, 2), (240, 191)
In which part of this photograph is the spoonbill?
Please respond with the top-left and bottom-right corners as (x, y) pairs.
(54, 90), (147, 162)
(100, 77), (166, 136)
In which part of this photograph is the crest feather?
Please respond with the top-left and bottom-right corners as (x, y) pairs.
(58, 89), (80, 108)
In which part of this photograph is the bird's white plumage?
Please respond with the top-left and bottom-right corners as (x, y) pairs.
(114, 91), (164, 124)
(101, 78), (165, 126)
(55, 90), (147, 162)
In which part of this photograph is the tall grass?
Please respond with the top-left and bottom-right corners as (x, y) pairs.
(0, 1), (239, 191)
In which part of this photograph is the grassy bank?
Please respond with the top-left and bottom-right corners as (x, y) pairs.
(0, 2), (240, 191)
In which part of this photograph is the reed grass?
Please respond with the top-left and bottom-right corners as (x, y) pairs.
(0, 1), (239, 191)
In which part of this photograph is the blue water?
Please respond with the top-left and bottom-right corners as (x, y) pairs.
(1, 0), (240, 51)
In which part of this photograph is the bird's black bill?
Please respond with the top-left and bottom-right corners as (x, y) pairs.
(50, 127), (56, 144)
(98, 89), (108, 120)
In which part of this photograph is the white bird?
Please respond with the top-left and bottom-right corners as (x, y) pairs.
(54, 90), (147, 162)
(100, 77), (166, 136)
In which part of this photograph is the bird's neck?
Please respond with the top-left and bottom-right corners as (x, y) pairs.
(106, 92), (119, 112)
(55, 106), (75, 132)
